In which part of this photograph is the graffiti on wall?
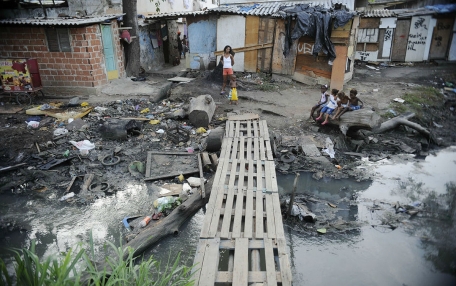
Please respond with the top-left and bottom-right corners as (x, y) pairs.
(297, 42), (314, 55)
(355, 51), (379, 61)
(382, 28), (393, 58)
(405, 16), (431, 62)
(357, 28), (379, 43)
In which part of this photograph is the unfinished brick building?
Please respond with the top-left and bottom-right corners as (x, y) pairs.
(0, 15), (125, 95)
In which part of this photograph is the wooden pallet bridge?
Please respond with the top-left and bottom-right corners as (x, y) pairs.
(192, 119), (292, 285)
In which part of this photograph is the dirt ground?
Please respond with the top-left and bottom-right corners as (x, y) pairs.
(0, 60), (456, 188)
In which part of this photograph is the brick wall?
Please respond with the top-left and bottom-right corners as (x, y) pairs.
(0, 20), (124, 93)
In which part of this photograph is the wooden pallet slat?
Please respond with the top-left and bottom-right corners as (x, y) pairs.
(235, 121), (241, 137)
(231, 137), (239, 160)
(262, 120), (270, 139)
(239, 137), (245, 160)
(278, 238), (292, 286)
(247, 120), (252, 137)
(244, 190), (254, 238)
(265, 194), (276, 239)
(220, 187), (235, 239)
(248, 160), (254, 190)
(260, 138), (266, 160)
(272, 192), (286, 239)
(247, 137), (252, 160)
(199, 238), (221, 286)
(253, 138), (259, 160)
(264, 239), (278, 285)
(232, 238), (249, 284)
(253, 120), (259, 138)
(255, 191), (264, 239)
(232, 189), (244, 238)
(192, 239), (208, 286)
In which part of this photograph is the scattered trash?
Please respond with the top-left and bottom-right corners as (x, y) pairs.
(139, 215), (152, 228)
(69, 140), (95, 156)
(328, 203), (337, 208)
(196, 127), (207, 134)
(324, 137), (335, 158)
(26, 116), (42, 122)
(335, 165), (342, 170)
(185, 147), (194, 153)
(140, 108), (150, 114)
(68, 97), (80, 107)
(156, 129), (165, 134)
(433, 122), (443, 128)
(26, 121), (40, 128)
(317, 228), (327, 234)
(153, 196), (179, 212)
(182, 183), (191, 192)
(393, 98), (405, 103)
(60, 192), (75, 201)
(149, 120), (160, 125)
(81, 102), (89, 107)
(187, 176), (205, 187)
(178, 174), (185, 182)
(129, 161), (145, 178)
(63, 150), (70, 157)
(122, 215), (142, 231)
(131, 77), (146, 81)
(54, 128), (68, 136)
(39, 104), (52, 110)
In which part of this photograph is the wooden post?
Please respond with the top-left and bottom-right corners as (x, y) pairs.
(198, 153), (206, 198)
(288, 172), (300, 216)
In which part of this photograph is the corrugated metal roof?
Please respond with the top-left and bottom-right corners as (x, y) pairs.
(212, 0), (355, 17)
(361, 9), (396, 18)
(0, 14), (124, 26)
(144, 0), (355, 20)
(145, 10), (209, 19)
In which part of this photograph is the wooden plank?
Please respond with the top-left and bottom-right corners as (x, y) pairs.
(277, 238), (292, 285)
(253, 120), (259, 138)
(264, 239), (278, 285)
(247, 137), (252, 160)
(265, 161), (278, 192)
(252, 138), (259, 160)
(220, 186), (235, 239)
(214, 43), (273, 56)
(392, 19), (411, 62)
(227, 113), (260, 121)
(265, 194), (276, 239)
(244, 189), (254, 238)
(228, 158), (238, 188)
(232, 188), (244, 238)
(239, 137), (245, 160)
(247, 120), (252, 137)
(265, 139), (273, 161)
(228, 121), (235, 137)
(255, 191), (264, 239)
(144, 169), (199, 181)
(256, 160), (263, 192)
(232, 238), (249, 284)
(216, 271), (282, 283)
(208, 185), (225, 237)
(272, 193), (285, 239)
(237, 159), (246, 191)
(235, 121), (241, 137)
(262, 120), (269, 139)
(231, 137), (239, 160)
(147, 151), (196, 156)
(199, 238), (221, 286)
(248, 160), (254, 190)
(260, 138), (266, 160)
(145, 152), (152, 178)
(198, 153), (206, 198)
(245, 16), (260, 72)
(192, 239), (208, 285)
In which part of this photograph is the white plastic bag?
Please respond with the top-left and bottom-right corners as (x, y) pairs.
(54, 128), (68, 136)
(69, 140), (95, 155)
(153, 196), (177, 212)
(26, 121), (40, 128)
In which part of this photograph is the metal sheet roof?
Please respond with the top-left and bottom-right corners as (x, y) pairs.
(145, 10), (209, 20)
(361, 9), (396, 18)
(144, 0), (355, 20)
(211, 0), (355, 16)
(0, 14), (124, 26)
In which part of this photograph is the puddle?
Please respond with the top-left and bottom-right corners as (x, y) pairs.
(1, 147), (455, 285)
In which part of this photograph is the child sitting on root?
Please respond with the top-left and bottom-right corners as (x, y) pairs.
(331, 91), (349, 120)
(333, 89), (363, 119)
(315, 88), (339, 125)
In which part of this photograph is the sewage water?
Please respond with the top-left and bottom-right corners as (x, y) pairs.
(1, 147), (455, 285)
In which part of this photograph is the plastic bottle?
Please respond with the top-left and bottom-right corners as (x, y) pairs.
(139, 216), (152, 228)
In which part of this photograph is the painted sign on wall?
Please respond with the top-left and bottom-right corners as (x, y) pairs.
(0, 59), (32, 91)
(405, 16), (432, 62)
(355, 50), (379, 61)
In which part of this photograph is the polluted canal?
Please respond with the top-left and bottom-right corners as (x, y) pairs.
(1, 146), (455, 285)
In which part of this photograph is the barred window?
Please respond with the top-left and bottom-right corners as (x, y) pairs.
(46, 28), (71, 52)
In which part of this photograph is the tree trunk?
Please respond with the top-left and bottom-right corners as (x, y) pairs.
(122, 176), (214, 260)
(319, 109), (381, 135)
(122, 0), (140, 77)
(187, 95), (216, 128)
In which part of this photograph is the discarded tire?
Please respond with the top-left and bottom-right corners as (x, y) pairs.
(206, 127), (225, 152)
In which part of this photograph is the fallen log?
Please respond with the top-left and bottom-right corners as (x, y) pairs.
(314, 108), (381, 135)
(373, 112), (434, 138)
(187, 95), (216, 128)
(122, 176), (214, 260)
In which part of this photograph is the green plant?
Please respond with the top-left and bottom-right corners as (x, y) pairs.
(0, 233), (195, 286)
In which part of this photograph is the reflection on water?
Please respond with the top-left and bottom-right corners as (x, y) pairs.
(1, 147), (455, 285)
(280, 147), (456, 285)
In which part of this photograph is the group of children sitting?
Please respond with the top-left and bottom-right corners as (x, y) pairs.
(310, 85), (363, 125)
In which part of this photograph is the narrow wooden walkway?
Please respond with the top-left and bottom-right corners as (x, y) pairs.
(192, 119), (292, 285)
